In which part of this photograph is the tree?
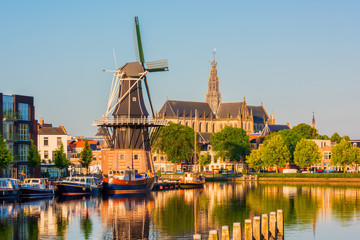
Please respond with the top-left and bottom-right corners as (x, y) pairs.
(210, 126), (250, 162)
(343, 136), (351, 142)
(331, 132), (342, 143)
(54, 143), (70, 177)
(291, 123), (317, 139)
(80, 140), (93, 174)
(294, 139), (321, 169)
(265, 129), (301, 162)
(199, 152), (211, 167)
(0, 134), (13, 172)
(261, 135), (291, 172)
(246, 149), (263, 171)
(331, 139), (358, 172)
(152, 122), (197, 163)
(27, 140), (41, 177)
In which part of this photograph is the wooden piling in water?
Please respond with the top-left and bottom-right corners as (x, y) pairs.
(233, 222), (241, 240)
(193, 234), (201, 240)
(209, 230), (218, 240)
(253, 216), (261, 240)
(270, 212), (277, 239)
(261, 214), (269, 240)
(244, 219), (252, 240)
(277, 209), (284, 237)
(221, 226), (230, 240)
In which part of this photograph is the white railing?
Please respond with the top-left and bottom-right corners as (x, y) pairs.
(93, 117), (168, 126)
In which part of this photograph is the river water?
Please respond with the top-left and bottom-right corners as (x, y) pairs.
(1, 182), (360, 239)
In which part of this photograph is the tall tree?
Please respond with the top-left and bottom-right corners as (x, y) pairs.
(80, 140), (93, 174)
(54, 143), (70, 177)
(331, 132), (342, 143)
(331, 139), (358, 172)
(27, 140), (41, 177)
(0, 134), (13, 172)
(152, 122), (197, 163)
(199, 152), (211, 167)
(291, 123), (317, 139)
(343, 135), (351, 142)
(210, 126), (250, 162)
(246, 149), (263, 171)
(265, 129), (301, 162)
(261, 135), (290, 172)
(294, 139), (321, 169)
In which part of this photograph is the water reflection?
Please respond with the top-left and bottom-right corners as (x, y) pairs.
(0, 183), (359, 239)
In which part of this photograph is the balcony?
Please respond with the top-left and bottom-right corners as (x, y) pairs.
(3, 133), (31, 142)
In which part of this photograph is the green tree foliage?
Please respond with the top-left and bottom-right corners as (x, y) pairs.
(343, 135), (351, 141)
(199, 152), (211, 167)
(0, 134), (13, 170)
(246, 149), (263, 171)
(331, 132), (342, 143)
(54, 143), (70, 171)
(317, 134), (330, 140)
(331, 139), (358, 172)
(27, 140), (41, 170)
(261, 135), (290, 172)
(265, 129), (301, 162)
(80, 212), (92, 240)
(152, 122), (197, 163)
(294, 139), (321, 168)
(210, 126), (250, 162)
(291, 123), (317, 139)
(80, 140), (93, 174)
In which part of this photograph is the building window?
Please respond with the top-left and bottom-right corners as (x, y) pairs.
(134, 155), (138, 160)
(18, 144), (29, 161)
(18, 103), (29, 120)
(44, 150), (49, 159)
(19, 124), (29, 141)
(120, 154), (125, 160)
(5, 143), (14, 156)
(3, 122), (14, 140)
(44, 137), (49, 146)
(52, 151), (56, 160)
(160, 156), (164, 161)
(153, 156), (157, 161)
(3, 95), (14, 119)
(57, 137), (62, 147)
(323, 152), (331, 160)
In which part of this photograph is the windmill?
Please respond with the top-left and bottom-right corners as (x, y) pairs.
(94, 16), (168, 174)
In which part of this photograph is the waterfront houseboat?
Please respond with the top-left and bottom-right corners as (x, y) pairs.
(179, 173), (205, 189)
(56, 176), (102, 195)
(102, 169), (155, 194)
(20, 178), (55, 197)
(0, 178), (20, 199)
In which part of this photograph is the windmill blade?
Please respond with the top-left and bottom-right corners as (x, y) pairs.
(143, 76), (155, 117)
(134, 16), (145, 64)
(145, 59), (169, 72)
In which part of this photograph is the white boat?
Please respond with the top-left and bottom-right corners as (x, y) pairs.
(20, 178), (55, 197)
(0, 178), (20, 199)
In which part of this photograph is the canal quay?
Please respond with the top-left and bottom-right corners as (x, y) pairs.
(1, 182), (360, 240)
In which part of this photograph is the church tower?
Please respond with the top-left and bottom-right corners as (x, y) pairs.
(206, 49), (221, 114)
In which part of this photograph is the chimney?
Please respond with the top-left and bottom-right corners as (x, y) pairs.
(287, 122), (290, 128)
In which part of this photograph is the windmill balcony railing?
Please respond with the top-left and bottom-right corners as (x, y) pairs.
(93, 117), (168, 126)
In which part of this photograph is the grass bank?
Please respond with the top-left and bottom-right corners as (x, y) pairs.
(255, 173), (360, 178)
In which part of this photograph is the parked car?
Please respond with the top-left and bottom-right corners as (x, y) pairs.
(176, 170), (184, 174)
(282, 169), (298, 173)
(325, 170), (337, 173)
(316, 169), (324, 173)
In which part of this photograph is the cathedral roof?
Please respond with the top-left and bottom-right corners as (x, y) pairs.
(158, 100), (214, 118)
(217, 102), (268, 121)
(260, 124), (290, 136)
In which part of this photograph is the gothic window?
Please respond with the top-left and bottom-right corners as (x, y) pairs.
(213, 123), (215, 132)
(199, 123), (202, 132)
(205, 123), (208, 132)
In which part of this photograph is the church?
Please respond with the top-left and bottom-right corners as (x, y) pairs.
(156, 55), (275, 141)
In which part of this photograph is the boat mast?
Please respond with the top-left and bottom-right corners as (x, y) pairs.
(194, 109), (197, 173)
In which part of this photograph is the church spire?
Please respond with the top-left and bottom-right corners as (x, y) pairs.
(312, 112), (316, 129)
(206, 48), (221, 114)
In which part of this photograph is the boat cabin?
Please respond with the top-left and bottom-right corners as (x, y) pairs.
(109, 169), (143, 181)
(63, 177), (101, 187)
(22, 178), (49, 189)
(0, 178), (19, 190)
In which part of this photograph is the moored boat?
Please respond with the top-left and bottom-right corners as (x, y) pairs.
(102, 169), (155, 194)
(0, 178), (20, 199)
(56, 176), (102, 195)
(20, 178), (55, 197)
(179, 173), (205, 189)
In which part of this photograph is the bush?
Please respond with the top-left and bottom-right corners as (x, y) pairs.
(255, 173), (360, 178)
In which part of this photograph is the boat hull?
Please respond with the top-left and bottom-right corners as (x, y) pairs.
(56, 182), (101, 196)
(179, 182), (204, 189)
(20, 187), (55, 197)
(0, 189), (19, 199)
(102, 177), (155, 194)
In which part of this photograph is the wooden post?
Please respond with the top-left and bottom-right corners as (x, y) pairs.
(261, 214), (269, 240)
(233, 222), (241, 240)
(209, 230), (219, 240)
(193, 234), (201, 240)
(269, 212), (277, 239)
(277, 209), (284, 237)
(221, 226), (230, 240)
(245, 219), (252, 240)
(253, 216), (261, 240)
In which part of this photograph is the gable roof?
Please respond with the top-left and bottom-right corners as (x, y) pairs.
(119, 62), (145, 78)
(38, 126), (67, 135)
(217, 102), (268, 121)
(261, 124), (290, 136)
(157, 100), (214, 118)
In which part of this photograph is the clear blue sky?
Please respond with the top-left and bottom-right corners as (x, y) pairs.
(1, 1), (359, 138)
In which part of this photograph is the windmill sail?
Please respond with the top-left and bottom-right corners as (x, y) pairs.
(134, 16), (145, 64)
